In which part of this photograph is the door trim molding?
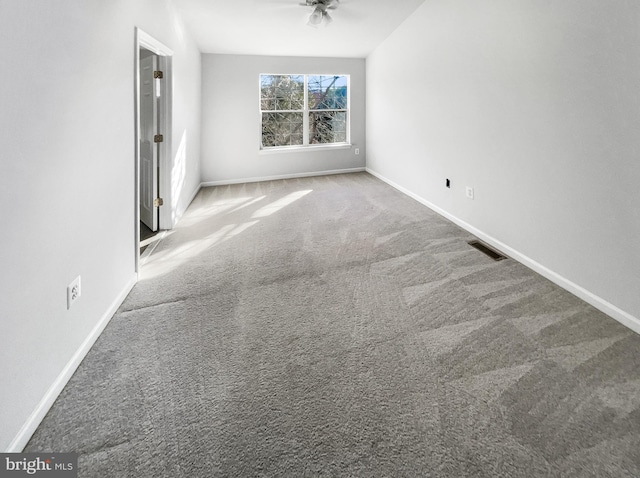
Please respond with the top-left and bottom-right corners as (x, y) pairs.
(134, 28), (173, 273)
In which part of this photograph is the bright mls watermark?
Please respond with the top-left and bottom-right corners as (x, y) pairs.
(0, 454), (77, 477)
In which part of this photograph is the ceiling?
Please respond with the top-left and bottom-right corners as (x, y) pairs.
(172, 0), (426, 58)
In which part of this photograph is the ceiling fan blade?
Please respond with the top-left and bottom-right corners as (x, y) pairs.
(307, 6), (324, 26)
(324, 11), (334, 24)
(304, 0), (339, 28)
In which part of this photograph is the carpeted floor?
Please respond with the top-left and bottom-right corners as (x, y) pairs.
(26, 172), (640, 477)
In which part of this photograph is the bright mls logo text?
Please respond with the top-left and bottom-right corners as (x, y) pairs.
(1, 453), (77, 477)
(5, 456), (54, 474)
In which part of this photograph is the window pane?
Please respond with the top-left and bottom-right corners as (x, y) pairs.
(309, 111), (347, 144)
(262, 112), (304, 147)
(260, 74), (304, 111)
(308, 75), (348, 110)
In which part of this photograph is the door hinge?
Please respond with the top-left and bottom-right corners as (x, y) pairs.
(154, 134), (164, 143)
(154, 198), (164, 207)
(154, 70), (164, 79)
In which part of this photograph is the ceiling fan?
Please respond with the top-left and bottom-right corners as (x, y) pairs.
(301, 0), (340, 27)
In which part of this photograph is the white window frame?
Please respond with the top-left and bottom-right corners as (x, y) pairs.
(259, 74), (350, 152)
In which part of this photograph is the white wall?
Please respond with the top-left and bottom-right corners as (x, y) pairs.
(201, 54), (365, 183)
(367, 0), (640, 324)
(0, 0), (201, 451)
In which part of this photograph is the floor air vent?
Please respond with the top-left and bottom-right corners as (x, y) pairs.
(467, 240), (508, 261)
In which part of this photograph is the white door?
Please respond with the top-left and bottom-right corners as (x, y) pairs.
(140, 54), (159, 231)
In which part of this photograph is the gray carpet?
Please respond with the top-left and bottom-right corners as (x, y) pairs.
(26, 172), (640, 477)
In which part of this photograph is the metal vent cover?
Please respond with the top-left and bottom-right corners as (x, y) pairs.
(467, 240), (508, 261)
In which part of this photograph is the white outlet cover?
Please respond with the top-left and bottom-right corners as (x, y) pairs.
(67, 275), (81, 309)
(466, 187), (474, 199)
(355, 148), (360, 155)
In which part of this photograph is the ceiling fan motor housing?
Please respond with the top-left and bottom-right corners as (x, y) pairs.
(304, 0), (339, 7)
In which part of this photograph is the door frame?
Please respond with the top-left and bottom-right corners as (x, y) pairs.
(139, 53), (159, 232)
(134, 28), (173, 272)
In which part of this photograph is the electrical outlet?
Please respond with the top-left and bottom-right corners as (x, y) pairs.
(67, 276), (81, 309)
(355, 148), (360, 155)
(466, 187), (474, 200)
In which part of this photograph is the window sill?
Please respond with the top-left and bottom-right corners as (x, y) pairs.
(259, 143), (352, 155)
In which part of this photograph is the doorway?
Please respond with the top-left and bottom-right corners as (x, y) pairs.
(139, 48), (159, 234)
(135, 29), (173, 271)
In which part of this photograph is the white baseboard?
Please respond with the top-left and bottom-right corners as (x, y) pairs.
(181, 183), (203, 219)
(187, 183), (201, 205)
(201, 167), (366, 187)
(6, 274), (138, 452)
(167, 183), (203, 229)
(366, 167), (640, 336)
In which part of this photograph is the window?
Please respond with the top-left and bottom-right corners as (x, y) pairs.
(260, 74), (349, 149)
